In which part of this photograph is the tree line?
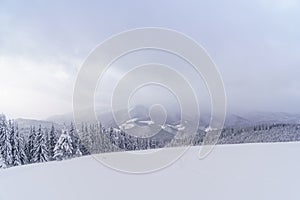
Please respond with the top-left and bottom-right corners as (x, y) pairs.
(0, 114), (166, 169)
(2, 112), (299, 169)
(0, 114), (83, 168)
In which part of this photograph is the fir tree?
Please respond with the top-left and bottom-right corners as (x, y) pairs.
(53, 129), (73, 160)
(0, 153), (6, 169)
(0, 115), (13, 166)
(13, 124), (27, 166)
(8, 120), (17, 165)
(79, 123), (91, 155)
(69, 122), (81, 156)
(0, 114), (7, 162)
(26, 126), (36, 163)
(32, 125), (48, 163)
(48, 124), (57, 160)
(0, 114), (8, 168)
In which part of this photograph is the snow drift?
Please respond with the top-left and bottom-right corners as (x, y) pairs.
(0, 142), (300, 200)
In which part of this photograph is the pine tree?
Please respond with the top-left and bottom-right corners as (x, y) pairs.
(53, 129), (73, 160)
(32, 125), (48, 163)
(13, 124), (27, 166)
(75, 147), (82, 157)
(91, 123), (103, 153)
(26, 126), (36, 163)
(44, 128), (49, 149)
(0, 114), (7, 168)
(8, 120), (17, 165)
(0, 115), (13, 166)
(0, 114), (6, 140)
(69, 122), (81, 156)
(0, 114), (7, 163)
(0, 153), (6, 169)
(79, 123), (91, 155)
(48, 124), (57, 160)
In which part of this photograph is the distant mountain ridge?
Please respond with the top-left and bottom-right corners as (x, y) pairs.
(43, 106), (300, 130)
(15, 118), (63, 130)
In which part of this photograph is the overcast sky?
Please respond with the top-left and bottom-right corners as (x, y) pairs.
(0, 0), (300, 119)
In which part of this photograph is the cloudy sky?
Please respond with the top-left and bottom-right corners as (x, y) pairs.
(0, 0), (300, 119)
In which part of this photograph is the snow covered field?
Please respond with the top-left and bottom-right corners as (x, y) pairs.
(1, 142), (300, 200)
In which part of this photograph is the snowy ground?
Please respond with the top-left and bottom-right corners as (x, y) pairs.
(1, 142), (300, 200)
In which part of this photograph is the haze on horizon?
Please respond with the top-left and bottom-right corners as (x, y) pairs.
(0, 0), (300, 120)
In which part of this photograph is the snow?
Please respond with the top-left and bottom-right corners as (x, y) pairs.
(120, 118), (139, 130)
(120, 123), (135, 130)
(205, 126), (218, 132)
(174, 124), (185, 131)
(161, 124), (185, 133)
(126, 117), (139, 123)
(139, 120), (155, 125)
(1, 142), (300, 200)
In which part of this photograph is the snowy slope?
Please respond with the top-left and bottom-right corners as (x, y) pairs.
(1, 142), (300, 200)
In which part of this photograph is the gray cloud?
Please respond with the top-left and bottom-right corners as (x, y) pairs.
(0, 0), (300, 119)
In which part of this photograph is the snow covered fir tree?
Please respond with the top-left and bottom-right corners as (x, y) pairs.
(1, 113), (300, 169)
(53, 129), (74, 160)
